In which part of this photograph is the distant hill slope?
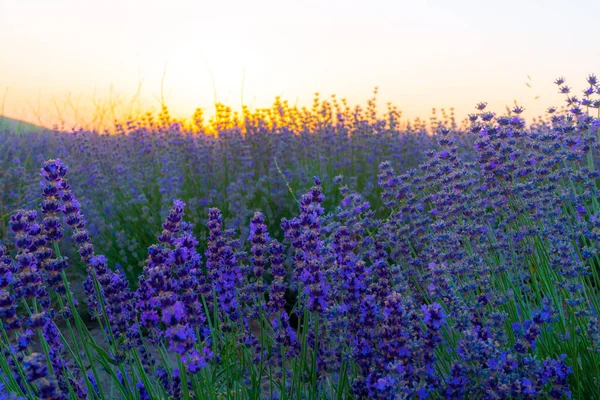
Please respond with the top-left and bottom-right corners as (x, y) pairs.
(0, 115), (44, 133)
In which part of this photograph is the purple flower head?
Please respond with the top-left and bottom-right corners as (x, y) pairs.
(422, 303), (446, 331)
(26, 312), (49, 331)
(182, 347), (214, 374)
(17, 329), (33, 351)
(272, 311), (300, 359)
(445, 363), (468, 398)
(511, 105), (525, 115)
(587, 73), (598, 86)
(373, 375), (394, 391)
(532, 298), (554, 325)
(41, 159), (68, 182)
(137, 382), (150, 400)
(166, 324), (196, 354)
(9, 210), (34, 234)
(159, 199), (186, 244)
(583, 86), (596, 97)
(204, 207), (243, 323)
(560, 86), (571, 94)
(248, 211), (270, 305)
(266, 240), (287, 315)
(480, 112), (496, 122)
(295, 180), (329, 313)
(161, 301), (186, 326)
(0, 290), (20, 331)
(23, 353), (48, 382)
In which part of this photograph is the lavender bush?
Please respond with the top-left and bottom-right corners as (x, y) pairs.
(0, 90), (438, 283)
(0, 76), (599, 398)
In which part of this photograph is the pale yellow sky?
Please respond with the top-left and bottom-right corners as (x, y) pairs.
(1, 0), (598, 128)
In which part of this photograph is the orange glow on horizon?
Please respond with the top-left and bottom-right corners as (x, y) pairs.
(1, 0), (599, 130)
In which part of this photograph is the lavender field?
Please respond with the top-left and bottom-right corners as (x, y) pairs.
(1, 77), (600, 399)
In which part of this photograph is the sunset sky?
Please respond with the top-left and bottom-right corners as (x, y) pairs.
(1, 0), (598, 129)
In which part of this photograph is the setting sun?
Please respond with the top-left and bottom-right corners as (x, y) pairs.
(2, 0), (599, 129)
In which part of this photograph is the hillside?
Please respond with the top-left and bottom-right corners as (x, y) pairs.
(0, 115), (44, 132)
